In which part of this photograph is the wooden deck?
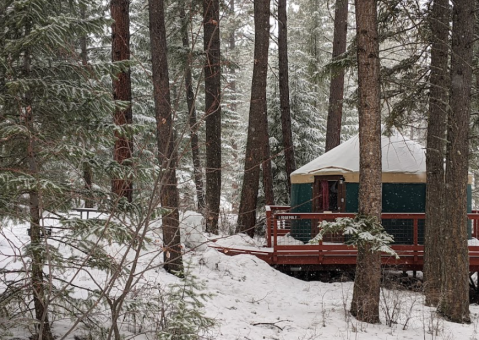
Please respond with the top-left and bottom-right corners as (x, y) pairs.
(211, 206), (479, 272)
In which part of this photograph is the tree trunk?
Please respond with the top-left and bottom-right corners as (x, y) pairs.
(203, 0), (222, 233)
(180, 5), (206, 214)
(278, 0), (296, 193)
(28, 127), (54, 340)
(148, 0), (183, 274)
(111, 0), (133, 202)
(350, 0), (382, 324)
(22, 27), (54, 340)
(80, 6), (94, 209)
(438, 0), (473, 323)
(229, 0), (240, 213)
(424, 0), (449, 307)
(237, 0), (271, 236)
(0, 2), (4, 97)
(259, 1), (274, 207)
(325, 0), (348, 152)
(262, 131), (275, 206)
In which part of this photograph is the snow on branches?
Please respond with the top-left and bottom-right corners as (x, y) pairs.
(309, 215), (399, 258)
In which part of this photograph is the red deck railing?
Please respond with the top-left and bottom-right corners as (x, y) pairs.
(473, 209), (479, 238)
(263, 205), (479, 271)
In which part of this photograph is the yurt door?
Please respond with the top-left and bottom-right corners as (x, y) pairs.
(313, 176), (346, 212)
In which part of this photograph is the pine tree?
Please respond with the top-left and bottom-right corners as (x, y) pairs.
(0, 0), (122, 336)
(180, 2), (206, 213)
(149, 0), (184, 274)
(111, 0), (134, 201)
(325, 0), (349, 152)
(268, 0), (338, 205)
(350, 0), (382, 323)
(438, 0), (474, 323)
(278, 0), (296, 193)
(380, 0), (429, 138)
(237, 0), (272, 236)
(203, 0), (222, 233)
(424, 0), (450, 307)
(221, 0), (247, 214)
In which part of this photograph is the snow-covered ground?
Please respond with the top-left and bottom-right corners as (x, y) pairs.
(3, 213), (479, 340)
(196, 247), (479, 340)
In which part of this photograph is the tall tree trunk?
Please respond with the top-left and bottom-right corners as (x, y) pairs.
(325, 0), (349, 152)
(203, 0), (222, 233)
(438, 0), (473, 323)
(80, 5), (94, 209)
(23, 40), (54, 339)
(149, 0), (183, 274)
(424, 0), (449, 307)
(261, 128), (275, 206)
(0, 2), (6, 105)
(229, 0), (240, 213)
(278, 0), (296, 194)
(180, 5), (206, 214)
(260, 3), (274, 207)
(236, 0), (271, 236)
(111, 0), (133, 202)
(228, 0), (236, 112)
(350, 0), (382, 323)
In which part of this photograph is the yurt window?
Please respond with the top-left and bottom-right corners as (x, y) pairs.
(313, 176), (345, 212)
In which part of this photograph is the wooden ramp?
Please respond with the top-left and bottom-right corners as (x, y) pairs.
(211, 206), (479, 272)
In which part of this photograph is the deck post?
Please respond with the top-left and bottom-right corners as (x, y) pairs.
(273, 213), (278, 248)
(413, 217), (418, 265)
(266, 206), (272, 248)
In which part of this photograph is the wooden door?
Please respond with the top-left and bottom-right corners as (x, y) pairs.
(313, 175), (346, 212)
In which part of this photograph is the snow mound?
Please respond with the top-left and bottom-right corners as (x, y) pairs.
(213, 234), (263, 249)
(277, 233), (304, 245)
(180, 211), (208, 251)
(198, 248), (290, 283)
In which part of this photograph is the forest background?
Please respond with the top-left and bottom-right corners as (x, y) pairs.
(1, 0), (479, 339)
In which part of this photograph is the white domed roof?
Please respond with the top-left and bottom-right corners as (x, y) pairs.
(291, 132), (426, 183)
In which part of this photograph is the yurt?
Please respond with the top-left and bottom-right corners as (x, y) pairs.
(289, 132), (472, 243)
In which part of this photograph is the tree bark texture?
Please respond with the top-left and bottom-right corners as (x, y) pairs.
(149, 0), (183, 274)
(438, 0), (473, 323)
(424, 0), (449, 307)
(180, 5), (206, 214)
(325, 0), (348, 152)
(236, 0), (271, 236)
(111, 0), (133, 202)
(203, 0), (222, 233)
(350, 0), (382, 324)
(278, 0), (296, 193)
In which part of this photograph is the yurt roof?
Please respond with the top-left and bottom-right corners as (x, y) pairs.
(291, 133), (427, 184)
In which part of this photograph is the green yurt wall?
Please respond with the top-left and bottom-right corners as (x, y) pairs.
(286, 133), (473, 243)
